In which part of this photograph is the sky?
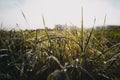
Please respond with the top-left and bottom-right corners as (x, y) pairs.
(0, 0), (120, 30)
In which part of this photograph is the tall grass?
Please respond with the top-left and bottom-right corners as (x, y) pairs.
(0, 10), (120, 80)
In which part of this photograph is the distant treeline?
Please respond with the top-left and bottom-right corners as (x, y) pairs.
(22, 25), (120, 32)
(96, 25), (120, 30)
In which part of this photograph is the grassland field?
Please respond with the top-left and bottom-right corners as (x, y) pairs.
(0, 26), (120, 80)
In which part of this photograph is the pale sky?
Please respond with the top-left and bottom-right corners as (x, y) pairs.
(0, 0), (120, 30)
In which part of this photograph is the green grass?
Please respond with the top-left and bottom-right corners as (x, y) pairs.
(0, 25), (120, 80)
(0, 11), (120, 80)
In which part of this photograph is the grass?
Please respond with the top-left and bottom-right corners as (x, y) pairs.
(0, 25), (120, 80)
(0, 11), (120, 80)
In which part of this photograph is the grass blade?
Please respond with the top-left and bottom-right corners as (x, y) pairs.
(21, 9), (30, 27)
(81, 7), (84, 52)
(101, 15), (107, 39)
(84, 18), (96, 52)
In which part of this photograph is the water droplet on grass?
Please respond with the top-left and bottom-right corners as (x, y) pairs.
(104, 61), (107, 64)
(76, 58), (79, 62)
(64, 68), (67, 72)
